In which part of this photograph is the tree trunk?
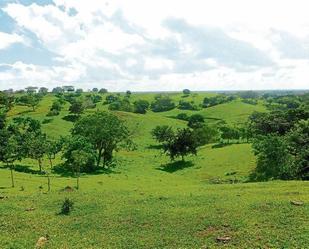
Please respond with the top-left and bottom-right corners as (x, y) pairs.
(47, 173), (51, 192)
(10, 165), (14, 188)
(49, 158), (53, 169)
(96, 148), (103, 168)
(76, 169), (80, 190)
(38, 158), (42, 173)
(181, 155), (185, 162)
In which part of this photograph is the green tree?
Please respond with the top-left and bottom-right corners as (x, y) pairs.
(24, 133), (47, 173)
(99, 88), (108, 94)
(72, 111), (130, 167)
(163, 128), (198, 161)
(182, 89), (191, 96)
(69, 100), (84, 115)
(151, 95), (175, 112)
(188, 114), (204, 129)
(151, 125), (174, 143)
(62, 135), (96, 173)
(252, 135), (293, 180)
(286, 120), (309, 179)
(192, 125), (219, 146)
(133, 100), (149, 114)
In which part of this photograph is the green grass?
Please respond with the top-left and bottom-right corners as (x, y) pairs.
(1, 92), (308, 248)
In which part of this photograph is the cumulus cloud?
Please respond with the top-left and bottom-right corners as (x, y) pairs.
(0, 32), (25, 50)
(0, 0), (309, 90)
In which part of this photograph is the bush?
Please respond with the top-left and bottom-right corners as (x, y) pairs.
(134, 100), (149, 114)
(46, 109), (60, 116)
(151, 95), (175, 112)
(176, 113), (189, 121)
(188, 114), (204, 129)
(60, 198), (74, 215)
(178, 100), (198, 110)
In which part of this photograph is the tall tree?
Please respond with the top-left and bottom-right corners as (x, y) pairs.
(72, 111), (130, 167)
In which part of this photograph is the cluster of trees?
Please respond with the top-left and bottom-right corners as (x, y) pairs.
(248, 94), (309, 181)
(105, 93), (150, 114)
(0, 110), (131, 189)
(203, 94), (235, 108)
(152, 114), (218, 162)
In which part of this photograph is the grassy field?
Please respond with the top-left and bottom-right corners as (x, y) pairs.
(0, 92), (308, 248)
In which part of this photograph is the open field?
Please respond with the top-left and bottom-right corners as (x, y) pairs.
(0, 92), (308, 248)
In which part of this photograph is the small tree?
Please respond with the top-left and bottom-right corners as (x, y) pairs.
(62, 135), (96, 173)
(163, 128), (198, 161)
(39, 87), (48, 95)
(99, 88), (108, 94)
(188, 114), (204, 129)
(182, 89), (191, 96)
(24, 133), (47, 173)
(151, 95), (175, 112)
(252, 135), (292, 180)
(69, 100), (84, 115)
(151, 125), (174, 143)
(71, 150), (91, 189)
(92, 88), (98, 93)
(0, 130), (21, 187)
(133, 100), (149, 114)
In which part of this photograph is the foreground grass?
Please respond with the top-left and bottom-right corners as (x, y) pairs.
(0, 173), (308, 248)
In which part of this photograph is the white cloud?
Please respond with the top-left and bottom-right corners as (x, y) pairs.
(0, 32), (25, 50)
(1, 0), (309, 90)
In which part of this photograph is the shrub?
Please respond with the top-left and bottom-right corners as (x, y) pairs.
(151, 95), (175, 112)
(60, 198), (74, 215)
(134, 100), (149, 114)
(176, 113), (189, 121)
(188, 114), (205, 129)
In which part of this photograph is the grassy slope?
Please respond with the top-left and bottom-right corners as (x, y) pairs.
(0, 93), (308, 248)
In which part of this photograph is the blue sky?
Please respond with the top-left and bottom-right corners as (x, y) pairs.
(0, 0), (309, 91)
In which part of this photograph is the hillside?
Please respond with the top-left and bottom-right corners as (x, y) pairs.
(0, 92), (308, 249)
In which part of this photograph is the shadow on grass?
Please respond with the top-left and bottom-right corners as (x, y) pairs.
(156, 160), (194, 173)
(211, 143), (233, 149)
(62, 114), (80, 122)
(53, 164), (119, 177)
(0, 164), (41, 175)
(146, 144), (163, 150)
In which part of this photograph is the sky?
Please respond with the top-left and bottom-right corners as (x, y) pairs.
(0, 0), (309, 91)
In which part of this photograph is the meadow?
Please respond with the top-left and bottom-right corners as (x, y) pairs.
(0, 92), (308, 248)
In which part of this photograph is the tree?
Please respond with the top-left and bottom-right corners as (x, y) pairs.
(188, 114), (204, 129)
(47, 100), (62, 116)
(151, 125), (174, 143)
(219, 125), (239, 143)
(99, 88), (108, 94)
(151, 95), (175, 112)
(252, 135), (293, 180)
(72, 111), (130, 167)
(39, 87), (48, 95)
(183, 89), (191, 96)
(192, 125), (219, 146)
(46, 139), (62, 169)
(62, 135), (96, 173)
(286, 120), (309, 179)
(92, 88), (98, 93)
(163, 128), (198, 161)
(126, 90), (132, 97)
(178, 100), (198, 110)
(18, 94), (41, 111)
(24, 133), (47, 173)
(0, 130), (21, 187)
(52, 87), (64, 94)
(69, 100), (84, 115)
(71, 150), (91, 189)
(0, 92), (14, 110)
(133, 100), (149, 114)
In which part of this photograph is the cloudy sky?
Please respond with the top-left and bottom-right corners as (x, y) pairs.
(0, 0), (309, 91)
